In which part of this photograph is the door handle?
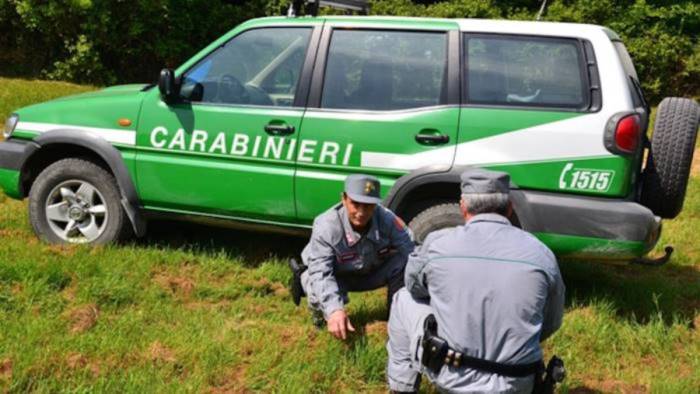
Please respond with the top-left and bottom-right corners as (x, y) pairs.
(415, 133), (449, 145)
(264, 123), (295, 136)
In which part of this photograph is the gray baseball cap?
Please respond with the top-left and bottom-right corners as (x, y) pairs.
(460, 168), (511, 194)
(344, 174), (381, 204)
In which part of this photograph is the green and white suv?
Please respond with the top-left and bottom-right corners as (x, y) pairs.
(1, 15), (698, 262)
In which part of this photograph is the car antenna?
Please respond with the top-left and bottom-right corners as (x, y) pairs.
(288, 0), (369, 17)
(536, 0), (548, 21)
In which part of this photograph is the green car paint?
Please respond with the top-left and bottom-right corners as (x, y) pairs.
(295, 106), (460, 222)
(534, 233), (648, 261)
(0, 168), (20, 198)
(0, 16), (665, 260)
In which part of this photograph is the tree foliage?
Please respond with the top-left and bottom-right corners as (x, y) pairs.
(0, 0), (696, 104)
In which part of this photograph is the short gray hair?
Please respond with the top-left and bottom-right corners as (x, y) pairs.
(461, 193), (510, 215)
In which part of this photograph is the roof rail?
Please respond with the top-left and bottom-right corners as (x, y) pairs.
(287, 0), (369, 17)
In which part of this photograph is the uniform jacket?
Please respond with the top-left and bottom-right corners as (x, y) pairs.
(302, 203), (414, 318)
(405, 213), (565, 392)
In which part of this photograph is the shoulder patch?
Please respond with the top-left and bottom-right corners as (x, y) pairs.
(394, 216), (406, 231)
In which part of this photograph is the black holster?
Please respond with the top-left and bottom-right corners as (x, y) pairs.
(420, 314), (566, 392)
(532, 356), (566, 394)
(420, 314), (448, 374)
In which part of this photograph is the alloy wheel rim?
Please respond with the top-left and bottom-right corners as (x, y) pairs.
(44, 180), (108, 243)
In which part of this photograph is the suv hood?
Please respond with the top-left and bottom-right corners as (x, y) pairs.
(51, 84), (152, 102)
(13, 84), (151, 142)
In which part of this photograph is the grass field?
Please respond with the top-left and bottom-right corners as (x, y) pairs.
(0, 77), (698, 393)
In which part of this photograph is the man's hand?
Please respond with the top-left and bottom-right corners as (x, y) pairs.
(327, 309), (355, 340)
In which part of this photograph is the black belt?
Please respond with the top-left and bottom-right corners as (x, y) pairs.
(440, 347), (542, 378)
(421, 314), (543, 378)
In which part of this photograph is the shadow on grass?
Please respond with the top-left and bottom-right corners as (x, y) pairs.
(136, 219), (698, 327)
(134, 219), (308, 267)
(561, 259), (699, 326)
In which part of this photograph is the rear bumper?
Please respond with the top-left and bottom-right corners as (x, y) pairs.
(0, 138), (32, 198)
(512, 190), (661, 260)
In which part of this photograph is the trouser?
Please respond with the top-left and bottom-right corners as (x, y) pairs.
(386, 288), (536, 393)
(301, 254), (406, 318)
(386, 287), (432, 392)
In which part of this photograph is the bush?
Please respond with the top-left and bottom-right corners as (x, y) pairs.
(0, 0), (268, 85)
(0, 0), (696, 104)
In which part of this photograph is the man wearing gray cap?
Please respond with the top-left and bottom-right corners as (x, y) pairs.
(289, 174), (414, 340)
(386, 168), (565, 393)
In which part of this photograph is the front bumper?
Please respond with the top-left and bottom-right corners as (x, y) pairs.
(0, 138), (32, 198)
(512, 190), (662, 260)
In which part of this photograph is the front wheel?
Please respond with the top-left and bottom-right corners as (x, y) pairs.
(28, 158), (131, 245)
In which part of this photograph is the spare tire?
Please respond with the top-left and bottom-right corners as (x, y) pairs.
(640, 97), (700, 219)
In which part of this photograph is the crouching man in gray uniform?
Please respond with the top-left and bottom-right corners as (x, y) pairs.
(290, 174), (414, 340)
(386, 169), (565, 393)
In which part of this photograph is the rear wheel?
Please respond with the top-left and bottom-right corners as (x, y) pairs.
(407, 202), (462, 244)
(641, 97), (700, 218)
(29, 158), (131, 245)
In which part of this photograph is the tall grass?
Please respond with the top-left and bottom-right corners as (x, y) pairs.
(0, 78), (698, 393)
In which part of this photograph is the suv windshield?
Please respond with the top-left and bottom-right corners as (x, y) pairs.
(182, 28), (312, 107)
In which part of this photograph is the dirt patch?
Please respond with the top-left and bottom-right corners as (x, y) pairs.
(575, 380), (648, 393)
(0, 358), (11, 380)
(365, 321), (387, 337)
(153, 272), (196, 299)
(44, 244), (78, 258)
(67, 304), (99, 333)
(65, 353), (101, 377)
(568, 306), (597, 321)
(277, 325), (305, 349)
(10, 283), (22, 296)
(184, 300), (231, 311)
(568, 388), (599, 394)
(243, 278), (273, 293)
(147, 341), (176, 363)
(245, 303), (267, 316)
(0, 228), (26, 238)
(61, 276), (78, 301)
(271, 282), (288, 298)
(66, 353), (88, 369)
(209, 366), (251, 394)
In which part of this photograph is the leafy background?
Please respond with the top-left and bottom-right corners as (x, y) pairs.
(0, 0), (697, 104)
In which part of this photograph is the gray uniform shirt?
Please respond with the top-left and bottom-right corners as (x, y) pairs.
(302, 203), (414, 318)
(405, 213), (565, 392)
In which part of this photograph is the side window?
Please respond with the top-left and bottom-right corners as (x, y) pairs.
(321, 30), (447, 111)
(465, 35), (587, 108)
(182, 28), (311, 107)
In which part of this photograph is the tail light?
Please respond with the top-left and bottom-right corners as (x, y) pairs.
(604, 112), (642, 155)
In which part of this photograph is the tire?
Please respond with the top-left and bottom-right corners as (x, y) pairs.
(640, 97), (700, 219)
(28, 158), (132, 245)
(408, 202), (463, 244)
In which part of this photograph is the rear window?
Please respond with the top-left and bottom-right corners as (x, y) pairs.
(465, 34), (587, 109)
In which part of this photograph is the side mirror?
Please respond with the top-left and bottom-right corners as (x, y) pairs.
(180, 82), (203, 102)
(158, 68), (180, 104)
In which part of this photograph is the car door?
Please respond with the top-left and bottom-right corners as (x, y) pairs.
(135, 24), (320, 221)
(294, 21), (460, 223)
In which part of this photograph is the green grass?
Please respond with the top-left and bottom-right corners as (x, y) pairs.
(0, 78), (698, 393)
